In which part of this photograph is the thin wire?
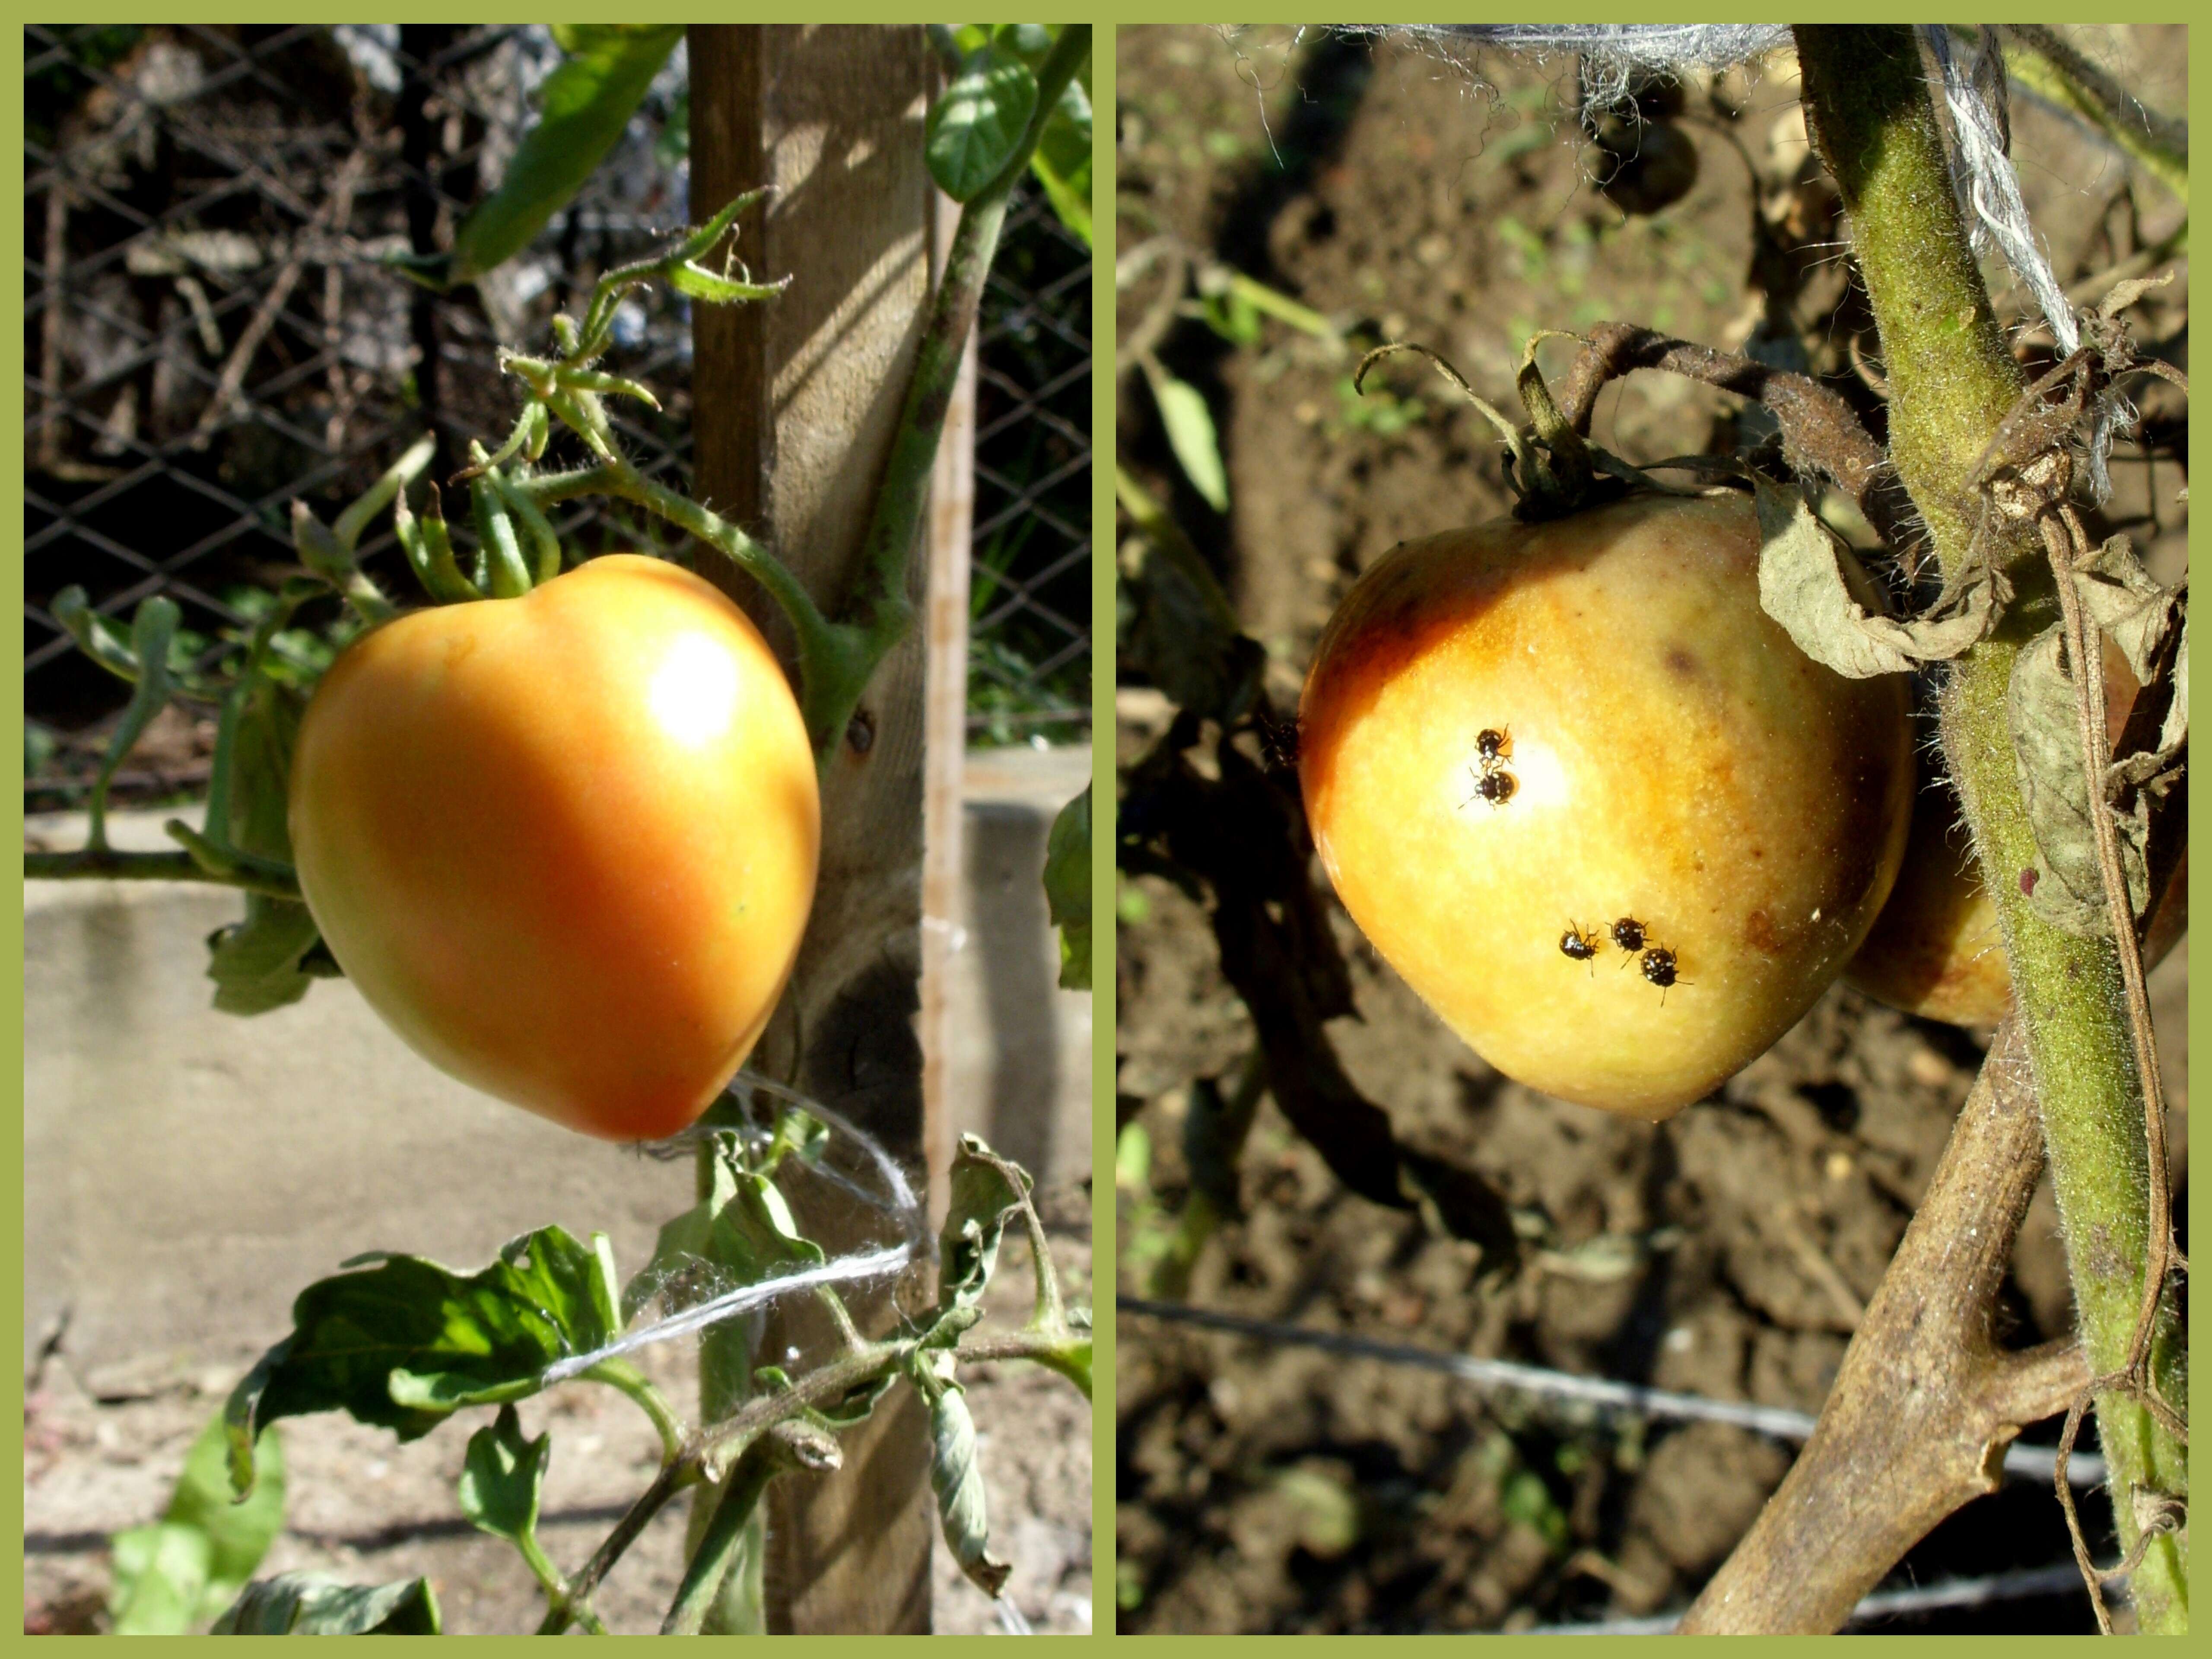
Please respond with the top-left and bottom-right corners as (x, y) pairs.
(539, 1074), (925, 1386)
(1119, 1297), (2106, 1487)
(1523, 1563), (2106, 1635)
(543, 1246), (915, 1384)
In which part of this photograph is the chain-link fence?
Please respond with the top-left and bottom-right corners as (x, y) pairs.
(967, 179), (1091, 744)
(24, 23), (1090, 802)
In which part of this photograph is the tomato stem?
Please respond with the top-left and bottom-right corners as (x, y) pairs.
(811, 24), (1093, 764)
(1796, 25), (2184, 1630)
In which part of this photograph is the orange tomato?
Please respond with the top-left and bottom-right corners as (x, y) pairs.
(1846, 641), (2186, 1024)
(289, 554), (819, 1140)
(1300, 493), (1912, 1119)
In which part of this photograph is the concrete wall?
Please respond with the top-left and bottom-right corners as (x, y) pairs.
(22, 744), (1092, 1382)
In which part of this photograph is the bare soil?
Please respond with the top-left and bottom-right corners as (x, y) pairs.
(24, 1187), (1091, 1636)
(1113, 25), (2186, 1634)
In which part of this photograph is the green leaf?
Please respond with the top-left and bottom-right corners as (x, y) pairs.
(936, 1136), (1029, 1324)
(1028, 76), (1093, 246)
(667, 186), (770, 267)
(1044, 785), (1093, 990)
(993, 22), (1055, 64)
(457, 1404), (550, 1548)
(755, 1360), (899, 1431)
(224, 1226), (620, 1495)
(25, 718), (57, 777)
(158, 1411), (287, 1624)
(1142, 363), (1230, 512)
(289, 500), (353, 588)
(332, 433), (435, 551)
(212, 1573), (441, 1635)
(204, 904), (319, 1016)
(447, 25), (684, 286)
(393, 486), (484, 604)
(922, 1365), (1012, 1598)
(470, 474), (534, 598)
(86, 596), (178, 846)
(1041, 1337), (1093, 1399)
(108, 1524), (213, 1636)
(49, 585), (144, 681)
(555, 366), (663, 407)
(926, 44), (1039, 202)
(665, 260), (790, 306)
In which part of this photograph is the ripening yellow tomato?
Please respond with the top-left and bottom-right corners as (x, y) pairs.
(289, 554), (819, 1141)
(1846, 643), (2186, 1025)
(1300, 492), (1913, 1119)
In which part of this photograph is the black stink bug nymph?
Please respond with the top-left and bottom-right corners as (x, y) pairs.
(1560, 924), (1600, 969)
(1468, 766), (1517, 807)
(1640, 946), (1683, 1003)
(1610, 917), (1647, 954)
(1476, 726), (1511, 766)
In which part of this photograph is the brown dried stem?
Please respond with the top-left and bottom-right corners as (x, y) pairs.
(2034, 499), (2185, 1634)
(1681, 1017), (2086, 1633)
(1553, 320), (1921, 560)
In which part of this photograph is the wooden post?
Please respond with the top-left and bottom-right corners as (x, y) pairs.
(687, 23), (936, 1634)
(921, 190), (979, 1228)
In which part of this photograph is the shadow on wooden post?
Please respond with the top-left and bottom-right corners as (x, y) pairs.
(688, 22), (938, 1634)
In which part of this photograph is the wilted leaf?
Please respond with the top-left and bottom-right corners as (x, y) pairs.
(1753, 477), (1992, 676)
(212, 1573), (441, 1635)
(936, 1137), (1028, 1324)
(622, 1156), (824, 1325)
(922, 1364), (1012, 1598)
(2155, 613), (2186, 760)
(2007, 623), (2150, 935)
(927, 44), (1039, 202)
(2072, 535), (2179, 688)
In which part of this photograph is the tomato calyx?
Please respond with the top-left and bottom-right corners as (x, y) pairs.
(1354, 334), (1735, 526)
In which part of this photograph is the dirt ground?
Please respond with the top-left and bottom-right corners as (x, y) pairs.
(25, 1185), (1090, 1636)
(1113, 25), (2186, 1634)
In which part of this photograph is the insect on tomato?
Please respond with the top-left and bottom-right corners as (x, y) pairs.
(1299, 490), (1913, 1119)
(288, 553), (820, 1141)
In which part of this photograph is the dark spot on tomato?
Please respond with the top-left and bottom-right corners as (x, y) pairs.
(1743, 909), (1782, 954)
(1665, 647), (1697, 678)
